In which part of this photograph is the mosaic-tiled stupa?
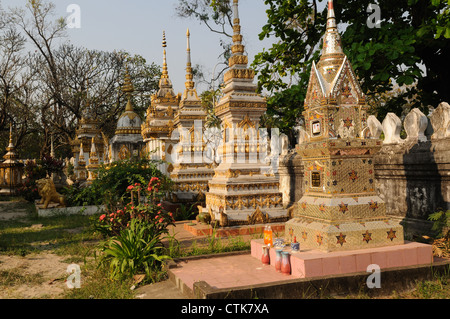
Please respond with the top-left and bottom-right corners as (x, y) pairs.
(285, 0), (404, 252)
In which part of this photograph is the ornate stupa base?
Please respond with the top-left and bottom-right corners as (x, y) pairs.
(285, 215), (404, 253)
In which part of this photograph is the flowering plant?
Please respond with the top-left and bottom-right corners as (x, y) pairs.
(95, 177), (174, 238)
(96, 177), (175, 282)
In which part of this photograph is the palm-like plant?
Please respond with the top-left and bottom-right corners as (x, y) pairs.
(99, 218), (171, 282)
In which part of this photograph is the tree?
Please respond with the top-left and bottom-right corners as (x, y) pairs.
(252, 0), (450, 138)
(7, 0), (161, 159)
(175, 0), (233, 87)
(0, 2), (39, 157)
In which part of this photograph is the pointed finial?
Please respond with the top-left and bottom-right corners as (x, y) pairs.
(9, 123), (12, 145)
(321, 0), (343, 57)
(326, 0), (337, 30)
(90, 137), (97, 156)
(231, 0), (245, 56)
(50, 133), (55, 158)
(185, 28), (194, 90)
(162, 31), (169, 79)
(122, 63), (134, 95)
(162, 31), (167, 48)
(79, 142), (85, 160)
(122, 62), (135, 112)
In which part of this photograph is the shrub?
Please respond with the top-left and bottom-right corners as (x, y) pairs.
(61, 184), (103, 207)
(91, 158), (172, 214)
(98, 218), (171, 281)
(429, 210), (450, 239)
(94, 177), (174, 238)
(96, 178), (175, 282)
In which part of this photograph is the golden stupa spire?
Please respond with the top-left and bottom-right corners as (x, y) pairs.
(223, 0), (254, 82)
(231, 0), (244, 55)
(321, 0), (344, 58)
(185, 28), (195, 90)
(122, 63), (135, 112)
(8, 123), (13, 148)
(161, 31), (169, 80)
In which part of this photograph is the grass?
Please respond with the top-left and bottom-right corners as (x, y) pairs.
(0, 268), (45, 287)
(165, 226), (253, 258)
(63, 262), (136, 299)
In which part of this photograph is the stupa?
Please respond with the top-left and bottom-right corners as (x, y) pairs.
(86, 137), (100, 183)
(0, 124), (24, 194)
(141, 32), (181, 174)
(110, 66), (145, 161)
(171, 29), (215, 203)
(204, 0), (288, 226)
(285, 0), (404, 252)
(70, 86), (107, 182)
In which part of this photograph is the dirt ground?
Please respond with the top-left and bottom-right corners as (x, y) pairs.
(0, 253), (71, 299)
(0, 201), (74, 299)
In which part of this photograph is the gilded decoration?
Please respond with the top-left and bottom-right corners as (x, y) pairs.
(285, 0), (404, 252)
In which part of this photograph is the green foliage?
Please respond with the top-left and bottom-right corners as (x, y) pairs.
(429, 210), (450, 238)
(98, 218), (172, 282)
(93, 177), (174, 237)
(252, 0), (450, 126)
(95, 175), (175, 281)
(90, 158), (172, 213)
(175, 203), (197, 221)
(201, 89), (223, 128)
(61, 184), (103, 207)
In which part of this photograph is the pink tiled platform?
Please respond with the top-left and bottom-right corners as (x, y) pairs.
(170, 254), (295, 291)
(251, 239), (434, 278)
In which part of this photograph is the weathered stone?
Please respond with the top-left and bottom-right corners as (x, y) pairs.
(382, 113), (403, 144)
(404, 108), (428, 143)
(367, 115), (383, 139)
(430, 102), (450, 140)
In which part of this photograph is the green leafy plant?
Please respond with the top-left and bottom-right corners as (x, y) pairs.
(98, 218), (171, 281)
(429, 210), (450, 239)
(94, 177), (174, 238)
(61, 184), (103, 207)
(175, 203), (197, 221)
(91, 158), (172, 214)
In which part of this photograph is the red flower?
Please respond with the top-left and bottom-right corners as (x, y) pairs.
(127, 185), (134, 191)
(99, 214), (106, 221)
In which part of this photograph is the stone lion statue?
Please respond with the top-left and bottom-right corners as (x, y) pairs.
(36, 178), (66, 209)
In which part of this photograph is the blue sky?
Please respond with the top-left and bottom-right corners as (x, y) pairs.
(2, 0), (277, 94)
